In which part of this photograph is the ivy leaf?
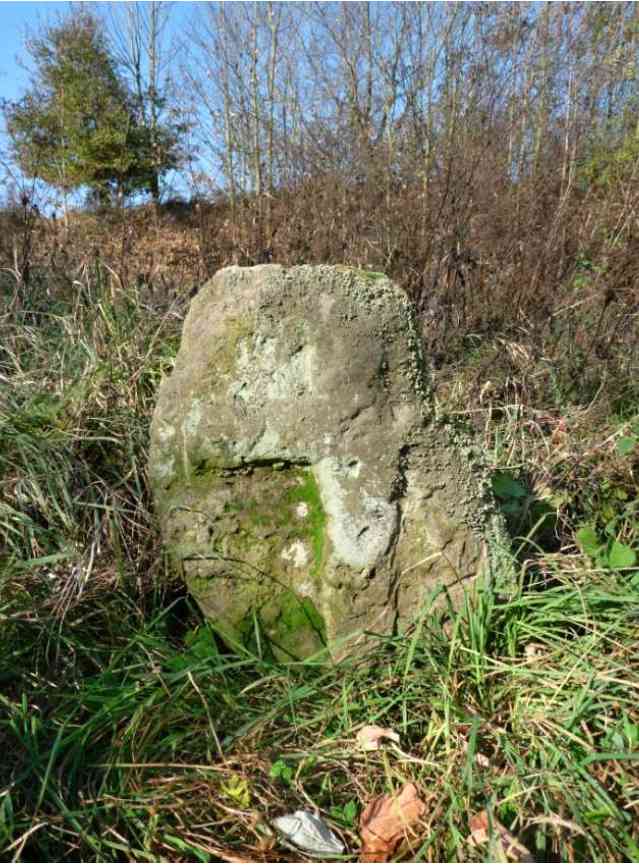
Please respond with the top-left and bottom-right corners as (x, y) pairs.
(608, 540), (637, 570)
(502, 500), (523, 516)
(576, 525), (601, 557)
(492, 472), (527, 500)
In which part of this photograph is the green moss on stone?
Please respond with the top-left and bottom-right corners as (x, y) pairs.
(162, 462), (329, 659)
(228, 468), (327, 577)
(284, 469), (327, 575)
(249, 589), (327, 660)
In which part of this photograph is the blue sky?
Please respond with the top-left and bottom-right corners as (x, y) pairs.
(0, 2), (71, 101)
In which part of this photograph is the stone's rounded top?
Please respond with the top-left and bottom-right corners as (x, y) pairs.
(194, 265), (415, 329)
(149, 265), (505, 661)
(151, 264), (429, 491)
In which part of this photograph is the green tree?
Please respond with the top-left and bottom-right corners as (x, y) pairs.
(3, 10), (181, 208)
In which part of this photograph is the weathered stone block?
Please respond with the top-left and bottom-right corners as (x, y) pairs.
(149, 265), (508, 660)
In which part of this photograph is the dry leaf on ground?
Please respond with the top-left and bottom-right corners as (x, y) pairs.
(356, 725), (401, 751)
(359, 782), (426, 862)
(468, 810), (532, 863)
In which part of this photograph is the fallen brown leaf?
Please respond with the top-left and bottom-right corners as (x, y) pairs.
(356, 725), (401, 751)
(359, 782), (426, 862)
(468, 810), (532, 863)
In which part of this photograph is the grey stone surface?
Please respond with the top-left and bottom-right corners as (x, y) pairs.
(149, 265), (508, 660)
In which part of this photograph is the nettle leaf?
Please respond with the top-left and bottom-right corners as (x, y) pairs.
(270, 759), (294, 785)
(492, 472), (527, 500)
(616, 436), (637, 457)
(576, 525), (601, 557)
(331, 799), (359, 827)
(343, 800), (358, 826)
(608, 540), (637, 570)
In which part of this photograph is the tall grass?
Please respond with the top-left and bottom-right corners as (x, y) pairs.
(1, 274), (638, 862)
